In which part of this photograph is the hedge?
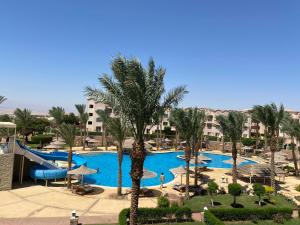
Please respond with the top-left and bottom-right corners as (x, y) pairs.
(209, 207), (293, 221)
(30, 135), (53, 145)
(204, 211), (224, 225)
(119, 207), (192, 225)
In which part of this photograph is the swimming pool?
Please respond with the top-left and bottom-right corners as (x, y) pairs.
(81, 151), (256, 187)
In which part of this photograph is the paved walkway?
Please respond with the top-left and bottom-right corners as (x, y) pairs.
(0, 183), (157, 224)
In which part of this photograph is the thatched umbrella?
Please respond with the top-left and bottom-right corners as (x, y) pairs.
(44, 143), (61, 149)
(67, 165), (98, 185)
(237, 164), (285, 184)
(223, 157), (247, 166)
(170, 166), (186, 185)
(123, 138), (152, 150)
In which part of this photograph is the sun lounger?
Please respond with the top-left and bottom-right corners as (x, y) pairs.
(72, 184), (93, 195)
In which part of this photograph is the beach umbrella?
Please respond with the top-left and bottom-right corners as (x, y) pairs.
(170, 166), (186, 185)
(123, 138), (152, 150)
(67, 165), (98, 185)
(164, 138), (172, 142)
(223, 157), (247, 166)
(44, 144), (61, 149)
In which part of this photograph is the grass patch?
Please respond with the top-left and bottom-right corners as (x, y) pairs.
(184, 194), (294, 212)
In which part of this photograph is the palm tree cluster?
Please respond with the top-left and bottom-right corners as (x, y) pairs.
(85, 56), (187, 225)
(170, 108), (206, 199)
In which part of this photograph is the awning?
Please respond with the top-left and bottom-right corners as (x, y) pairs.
(0, 122), (16, 129)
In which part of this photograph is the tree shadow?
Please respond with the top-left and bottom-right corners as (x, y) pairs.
(231, 203), (244, 208)
(212, 201), (221, 206)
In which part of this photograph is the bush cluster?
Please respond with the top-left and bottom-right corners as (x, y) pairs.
(209, 207), (292, 221)
(204, 210), (224, 225)
(30, 135), (53, 145)
(119, 207), (192, 225)
(157, 196), (170, 208)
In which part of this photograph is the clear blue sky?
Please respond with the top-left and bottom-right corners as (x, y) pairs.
(1, 0), (300, 113)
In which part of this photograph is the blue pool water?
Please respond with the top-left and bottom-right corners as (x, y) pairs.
(81, 152), (256, 187)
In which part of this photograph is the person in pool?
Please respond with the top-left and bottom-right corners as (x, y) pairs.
(160, 172), (165, 189)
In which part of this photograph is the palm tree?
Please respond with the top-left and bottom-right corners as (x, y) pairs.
(75, 104), (89, 150)
(85, 56), (186, 225)
(56, 124), (76, 189)
(216, 112), (247, 183)
(252, 103), (286, 191)
(170, 108), (197, 199)
(107, 117), (127, 195)
(252, 106), (269, 151)
(49, 107), (65, 138)
(281, 114), (299, 176)
(14, 108), (33, 143)
(96, 108), (110, 150)
(215, 117), (227, 153)
(0, 96), (7, 104)
(193, 110), (206, 185)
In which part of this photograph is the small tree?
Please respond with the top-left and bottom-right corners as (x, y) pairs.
(228, 183), (242, 207)
(207, 181), (218, 206)
(157, 196), (170, 208)
(253, 183), (265, 206)
(265, 185), (274, 200)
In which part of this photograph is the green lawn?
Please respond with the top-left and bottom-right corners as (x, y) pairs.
(184, 194), (295, 212)
(226, 219), (300, 225)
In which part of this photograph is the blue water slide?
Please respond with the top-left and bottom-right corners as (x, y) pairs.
(17, 141), (86, 180)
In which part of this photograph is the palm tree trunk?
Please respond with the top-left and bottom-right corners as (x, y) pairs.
(222, 136), (225, 152)
(117, 143), (123, 196)
(270, 135), (277, 192)
(156, 123), (160, 150)
(255, 124), (259, 150)
(264, 129), (268, 152)
(83, 127), (87, 151)
(67, 146), (72, 189)
(104, 128), (108, 150)
(291, 138), (299, 176)
(79, 124), (83, 147)
(232, 141), (238, 184)
(194, 142), (200, 186)
(184, 145), (191, 199)
(130, 140), (146, 225)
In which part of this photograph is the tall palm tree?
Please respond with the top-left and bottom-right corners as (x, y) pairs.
(14, 108), (33, 143)
(170, 108), (197, 199)
(252, 103), (286, 191)
(0, 96), (7, 104)
(56, 124), (76, 189)
(107, 117), (128, 195)
(85, 56), (186, 225)
(281, 114), (299, 176)
(215, 117), (227, 153)
(75, 104), (89, 150)
(216, 112), (247, 183)
(193, 110), (206, 185)
(96, 108), (110, 150)
(49, 107), (65, 138)
(252, 106), (269, 151)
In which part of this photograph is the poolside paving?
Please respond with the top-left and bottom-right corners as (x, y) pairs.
(0, 182), (156, 225)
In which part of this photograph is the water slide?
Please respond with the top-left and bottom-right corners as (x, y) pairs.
(15, 141), (86, 180)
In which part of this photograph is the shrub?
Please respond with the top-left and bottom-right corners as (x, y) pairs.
(253, 183), (266, 206)
(157, 196), (170, 208)
(119, 207), (192, 225)
(295, 184), (300, 192)
(204, 210), (224, 225)
(209, 207), (293, 221)
(264, 185), (274, 200)
(241, 137), (256, 146)
(30, 135), (53, 145)
(170, 201), (179, 208)
(207, 181), (219, 206)
(228, 183), (242, 207)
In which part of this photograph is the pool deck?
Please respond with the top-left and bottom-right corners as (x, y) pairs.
(1, 148), (299, 225)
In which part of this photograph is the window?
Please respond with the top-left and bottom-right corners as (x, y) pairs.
(207, 123), (212, 129)
(89, 105), (94, 109)
(215, 133), (219, 137)
(96, 126), (102, 132)
(89, 113), (93, 116)
(146, 129), (150, 134)
(207, 115), (213, 121)
(88, 121), (92, 125)
(163, 122), (168, 126)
